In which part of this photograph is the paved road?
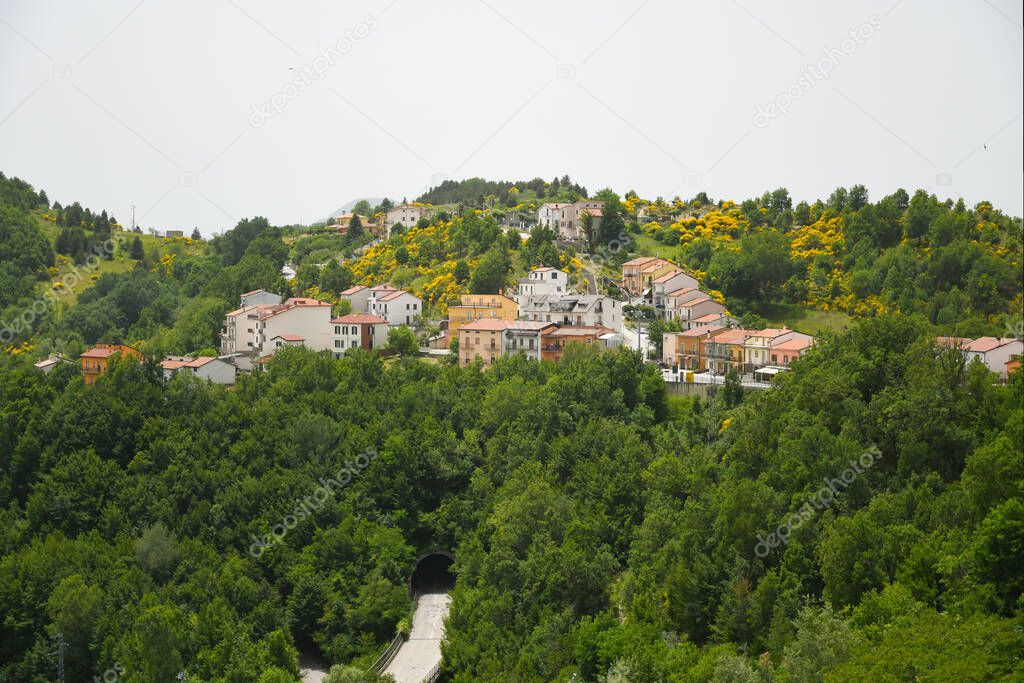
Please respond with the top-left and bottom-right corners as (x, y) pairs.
(384, 592), (451, 683)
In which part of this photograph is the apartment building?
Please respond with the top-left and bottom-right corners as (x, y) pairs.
(80, 343), (142, 385)
(385, 204), (433, 234)
(515, 267), (569, 298)
(519, 293), (622, 332)
(367, 287), (422, 327)
(331, 313), (388, 356)
(448, 294), (518, 337)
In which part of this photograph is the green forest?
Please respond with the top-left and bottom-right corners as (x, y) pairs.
(1, 170), (1023, 681)
(1, 320), (1021, 681)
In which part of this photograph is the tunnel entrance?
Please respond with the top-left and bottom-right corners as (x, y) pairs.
(410, 552), (455, 594)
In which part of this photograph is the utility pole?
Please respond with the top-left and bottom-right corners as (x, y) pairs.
(130, 204), (136, 232)
(48, 632), (65, 683)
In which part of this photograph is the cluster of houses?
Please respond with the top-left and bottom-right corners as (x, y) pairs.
(330, 204), (436, 239)
(453, 266), (627, 367)
(52, 244), (1021, 386)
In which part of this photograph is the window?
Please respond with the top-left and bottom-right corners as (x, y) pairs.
(334, 340), (341, 348)
(334, 326), (340, 334)
(771, 354), (777, 363)
(351, 340), (357, 348)
(550, 272), (556, 279)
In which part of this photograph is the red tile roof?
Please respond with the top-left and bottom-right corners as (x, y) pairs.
(964, 336), (1020, 353)
(460, 319), (510, 332)
(285, 297), (330, 306)
(378, 289), (416, 302)
(272, 334), (305, 342)
(678, 324), (725, 337)
(712, 329), (749, 344)
(771, 336), (814, 352)
(184, 356), (217, 368)
(81, 347), (117, 358)
(653, 269), (685, 283)
(623, 256), (658, 266)
(332, 314), (386, 324)
(340, 285), (368, 295)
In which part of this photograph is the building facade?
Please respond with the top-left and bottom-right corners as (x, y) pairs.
(332, 313), (388, 356)
(80, 344), (142, 385)
(448, 294), (519, 337)
(515, 267), (569, 298)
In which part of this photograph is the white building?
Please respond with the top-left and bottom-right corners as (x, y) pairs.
(161, 356), (237, 384)
(368, 288), (423, 327)
(255, 298), (333, 354)
(519, 293), (623, 332)
(537, 203), (572, 234)
(964, 337), (1024, 380)
(240, 289), (282, 307)
(651, 270), (699, 313)
(331, 313), (389, 356)
(385, 204), (432, 234)
(537, 201), (605, 241)
(222, 297), (333, 357)
(673, 296), (726, 326)
(502, 320), (557, 361)
(339, 285), (372, 313)
(516, 267), (569, 299)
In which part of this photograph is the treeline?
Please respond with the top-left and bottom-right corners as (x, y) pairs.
(624, 185), (1022, 332)
(416, 175), (589, 206)
(0, 174), (54, 318)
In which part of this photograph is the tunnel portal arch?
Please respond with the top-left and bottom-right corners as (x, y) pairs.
(410, 550), (455, 594)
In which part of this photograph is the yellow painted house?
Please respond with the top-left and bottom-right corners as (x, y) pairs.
(448, 294), (518, 338)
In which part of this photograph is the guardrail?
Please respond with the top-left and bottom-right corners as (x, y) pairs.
(424, 661), (441, 683)
(369, 631), (405, 674)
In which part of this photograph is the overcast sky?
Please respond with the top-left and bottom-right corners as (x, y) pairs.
(2, 0), (1021, 235)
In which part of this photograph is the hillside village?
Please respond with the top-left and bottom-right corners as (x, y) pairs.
(17, 184), (1015, 389)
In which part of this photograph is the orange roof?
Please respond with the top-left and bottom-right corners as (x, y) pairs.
(285, 297), (330, 306)
(184, 356), (217, 368)
(667, 287), (698, 297)
(653, 269), (685, 283)
(378, 289), (416, 302)
(549, 325), (613, 337)
(965, 337), (1019, 353)
(81, 347), (118, 359)
(370, 284), (398, 292)
(746, 328), (789, 339)
(772, 337), (815, 352)
(712, 329), (749, 344)
(460, 319), (510, 332)
(679, 296), (711, 307)
(161, 359), (189, 370)
(623, 256), (659, 266)
(693, 313), (725, 322)
(340, 285), (368, 295)
(678, 324), (725, 337)
(332, 314), (386, 324)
